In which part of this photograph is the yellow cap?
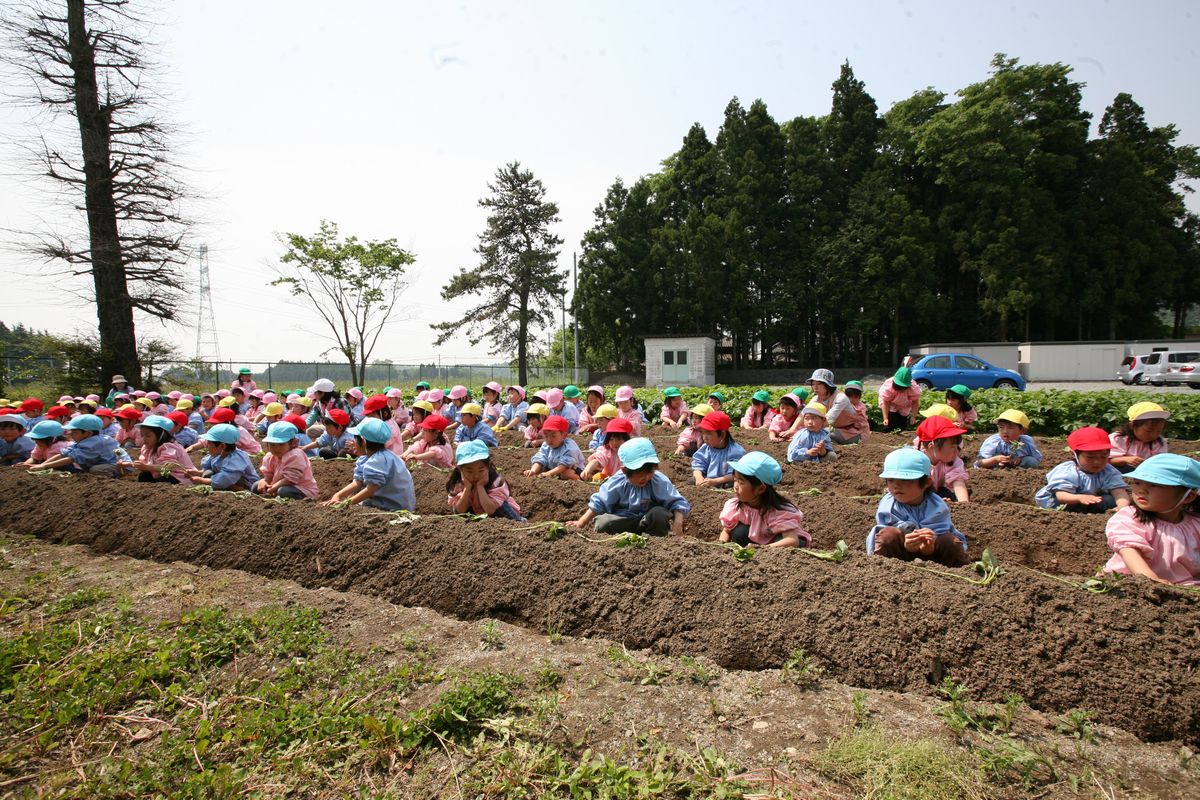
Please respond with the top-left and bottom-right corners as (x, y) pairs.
(460, 402), (483, 416)
(175, 398), (194, 410)
(920, 403), (959, 421)
(526, 403), (550, 417)
(594, 403), (618, 419)
(802, 402), (828, 418)
(412, 400), (434, 413)
(264, 402), (284, 416)
(217, 396), (238, 407)
(691, 403), (714, 417)
(135, 397), (155, 408)
(995, 409), (1031, 428)
(1127, 401), (1170, 422)
(117, 403), (136, 412)
(293, 396), (313, 408)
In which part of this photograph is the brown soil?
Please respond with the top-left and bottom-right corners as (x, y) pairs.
(3, 426), (1199, 746)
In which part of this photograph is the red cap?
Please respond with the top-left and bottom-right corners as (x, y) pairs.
(46, 405), (72, 418)
(419, 414), (449, 432)
(115, 406), (142, 421)
(94, 408), (115, 419)
(325, 409), (350, 427)
(363, 394), (389, 414)
(167, 411), (189, 428)
(605, 418), (635, 436)
(916, 415), (968, 443)
(697, 411), (732, 432)
(1067, 426), (1112, 452)
(209, 407), (236, 424)
(20, 398), (44, 412)
(542, 415), (569, 433)
(282, 413), (308, 428)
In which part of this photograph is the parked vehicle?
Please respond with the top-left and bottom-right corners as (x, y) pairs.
(1143, 350), (1200, 386)
(1161, 359), (1200, 390)
(1117, 355), (1149, 385)
(908, 353), (1025, 391)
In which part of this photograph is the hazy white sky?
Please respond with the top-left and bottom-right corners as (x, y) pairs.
(1, 0), (1197, 367)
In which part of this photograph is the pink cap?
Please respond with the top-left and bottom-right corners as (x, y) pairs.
(146, 391), (161, 400)
(506, 385), (526, 401)
(416, 390), (429, 401)
(544, 388), (564, 407)
(262, 392), (277, 404)
(427, 389), (445, 403)
(285, 393), (300, 404)
(85, 394), (101, 403)
(386, 388), (403, 399)
(449, 385), (468, 400)
(132, 390), (147, 398)
(57, 395), (74, 403)
(615, 385), (634, 402)
(587, 385), (605, 398)
(484, 381), (502, 394)
(346, 387), (363, 400)
(250, 389), (265, 399)
(167, 391), (183, 401)
(216, 389), (231, 398)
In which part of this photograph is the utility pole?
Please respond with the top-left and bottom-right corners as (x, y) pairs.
(561, 285), (566, 384)
(573, 252), (580, 385)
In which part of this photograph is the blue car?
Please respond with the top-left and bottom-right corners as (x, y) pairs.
(909, 353), (1025, 391)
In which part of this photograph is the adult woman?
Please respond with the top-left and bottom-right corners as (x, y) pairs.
(808, 369), (860, 445)
(105, 374), (137, 408)
(308, 378), (350, 426)
(231, 368), (257, 394)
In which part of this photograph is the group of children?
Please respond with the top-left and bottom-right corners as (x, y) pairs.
(1, 371), (1196, 587)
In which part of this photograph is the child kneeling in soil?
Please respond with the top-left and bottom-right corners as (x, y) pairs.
(692, 411), (746, 487)
(37, 414), (131, 476)
(915, 415), (969, 503)
(0, 413), (33, 465)
(14, 420), (69, 467)
(129, 416), (193, 484)
(525, 415), (585, 480)
(975, 410), (1042, 469)
(1102, 454), (1200, 585)
(402, 414), (454, 469)
(1035, 427), (1130, 513)
(1109, 402), (1170, 473)
(868, 449), (968, 567)
(256, 421), (320, 500)
(674, 403), (711, 457)
(323, 418), (415, 511)
(719, 452), (810, 549)
(446, 440), (524, 521)
(185, 423), (260, 490)
(568, 437), (690, 536)
(454, 403), (498, 447)
(582, 417), (634, 481)
(786, 403), (836, 464)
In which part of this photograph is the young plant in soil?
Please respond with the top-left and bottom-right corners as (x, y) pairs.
(796, 540), (850, 563)
(576, 532), (649, 548)
(717, 542), (755, 562)
(910, 549), (1004, 587)
(1019, 567), (1121, 594)
(781, 648), (824, 689)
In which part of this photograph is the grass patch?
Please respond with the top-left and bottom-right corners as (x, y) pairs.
(816, 724), (985, 800)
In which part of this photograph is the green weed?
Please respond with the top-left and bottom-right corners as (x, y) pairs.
(782, 648), (824, 689)
(45, 586), (110, 615)
(479, 618), (505, 651)
(815, 724), (984, 800)
(1054, 708), (1097, 743)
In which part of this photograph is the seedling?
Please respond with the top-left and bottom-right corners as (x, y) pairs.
(782, 648), (824, 689)
(798, 487), (823, 497)
(28, 469), (71, 478)
(387, 510), (422, 525)
(717, 542), (755, 562)
(1055, 709), (1096, 743)
(479, 619), (505, 651)
(507, 521), (567, 540)
(911, 548), (1004, 586)
(936, 677), (1023, 735)
(610, 532), (649, 548)
(1020, 566), (1120, 594)
(797, 540), (850, 563)
(329, 498), (353, 510)
(187, 484), (214, 495)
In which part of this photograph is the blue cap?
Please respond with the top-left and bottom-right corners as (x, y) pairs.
(455, 439), (491, 465)
(348, 418), (391, 444)
(879, 448), (932, 480)
(64, 414), (103, 432)
(0, 414), (26, 429)
(731, 451), (783, 485)
(1125, 454), (1200, 490)
(137, 415), (175, 433)
(201, 423), (241, 444)
(262, 421), (298, 444)
(617, 437), (659, 470)
(28, 420), (63, 439)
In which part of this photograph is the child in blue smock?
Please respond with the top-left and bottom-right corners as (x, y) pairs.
(495, 386), (529, 433)
(323, 418), (415, 511)
(976, 409), (1042, 469)
(0, 414), (34, 465)
(1035, 427), (1130, 513)
(568, 437), (691, 536)
(454, 403), (499, 447)
(525, 415), (585, 480)
(185, 423), (260, 490)
(691, 411), (746, 487)
(37, 414), (130, 476)
(786, 402), (837, 464)
(868, 448), (968, 567)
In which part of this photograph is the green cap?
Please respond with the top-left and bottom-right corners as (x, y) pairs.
(948, 384), (972, 399)
(663, 386), (682, 398)
(752, 389), (770, 403)
(844, 380), (864, 393)
(791, 387), (811, 402)
(238, 367), (251, 374)
(893, 367), (912, 388)
(563, 385), (582, 398)
(708, 391), (727, 404)
(384, 385), (394, 393)
(415, 381), (431, 391)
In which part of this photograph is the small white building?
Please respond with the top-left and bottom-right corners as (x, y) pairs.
(644, 336), (716, 387)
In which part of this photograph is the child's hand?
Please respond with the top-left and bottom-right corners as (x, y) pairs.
(254, 479), (267, 493)
(523, 468), (536, 477)
(903, 529), (937, 557)
(566, 519), (584, 528)
(1077, 494), (1103, 506)
(806, 447), (819, 457)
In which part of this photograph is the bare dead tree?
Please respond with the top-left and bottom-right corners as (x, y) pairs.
(2, 0), (193, 384)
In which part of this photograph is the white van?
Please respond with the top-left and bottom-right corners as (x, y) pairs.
(1143, 350), (1200, 385)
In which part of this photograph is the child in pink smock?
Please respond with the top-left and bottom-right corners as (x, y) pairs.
(1103, 454), (1200, 586)
(256, 421), (319, 499)
(613, 386), (644, 436)
(583, 417), (633, 481)
(878, 367), (922, 432)
(403, 414), (454, 468)
(130, 417), (194, 484)
(719, 452), (810, 548)
(446, 440), (524, 520)
(916, 416), (969, 503)
(1109, 402), (1170, 473)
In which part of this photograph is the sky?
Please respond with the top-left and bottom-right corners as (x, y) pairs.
(1, 0), (1197, 368)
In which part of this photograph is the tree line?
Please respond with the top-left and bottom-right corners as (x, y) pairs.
(572, 55), (1200, 371)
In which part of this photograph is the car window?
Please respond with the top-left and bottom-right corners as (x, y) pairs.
(1121, 356), (1134, 367)
(956, 356), (986, 370)
(924, 356), (951, 369)
(1169, 352), (1200, 363)
(1145, 353), (1161, 364)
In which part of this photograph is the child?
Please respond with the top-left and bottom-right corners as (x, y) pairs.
(94, 407), (119, 438)
(719, 451), (810, 548)
(361, 395), (405, 457)
(568, 437), (691, 536)
(480, 382), (504, 427)
(167, 411), (199, 448)
(706, 391), (727, 414)
(544, 387), (580, 433)
(740, 390), (776, 430)
(524, 415), (585, 480)
(386, 388), (411, 427)
(233, 367), (257, 394)
(257, 402), (285, 437)
(346, 387), (365, 423)
(128, 416), (193, 484)
(495, 385), (528, 433)
(838, 380), (872, 443)
(786, 403), (837, 464)
(975, 410), (1042, 469)
(1102, 454), (1199, 585)
(1035, 427), (1130, 513)
(45, 405), (72, 426)
(588, 404), (619, 450)
(185, 424), (260, 490)
(282, 413), (319, 457)
(945, 385), (977, 432)
(867, 448), (968, 567)
(1109, 402), (1170, 472)
(455, 403), (498, 447)
(256, 421), (320, 499)
(447, 385), (469, 424)
(309, 409), (355, 459)
(878, 367), (922, 432)
(403, 414), (454, 468)
(578, 385), (606, 433)
(114, 406), (144, 448)
(563, 385), (584, 411)
(403, 400), (433, 444)
(446, 440), (524, 520)
(16, 420), (69, 466)
(18, 398), (46, 429)
(175, 398), (204, 433)
(428, 388), (456, 432)
(0, 414), (33, 465)
(614, 386), (644, 436)
(768, 394), (801, 442)
(206, 407), (262, 455)
(675, 403), (712, 457)
(322, 418), (415, 511)
(583, 417), (634, 481)
(39, 414), (132, 476)
(916, 415), (970, 503)
(659, 387), (690, 429)
(691, 411), (746, 487)
(522, 403), (549, 449)
(289, 394), (314, 419)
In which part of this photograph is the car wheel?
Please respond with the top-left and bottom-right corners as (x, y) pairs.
(1132, 374), (1146, 385)
(915, 379), (933, 391)
(993, 379), (1019, 390)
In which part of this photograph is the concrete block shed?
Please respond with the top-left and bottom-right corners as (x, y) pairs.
(643, 336), (716, 387)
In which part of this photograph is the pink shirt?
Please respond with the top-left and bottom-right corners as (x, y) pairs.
(839, 399), (871, 440)
(482, 401), (502, 424)
(1104, 507), (1200, 586)
(234, 413), (255, 435)
(878, 380), (922, 416)
(768, 412), (795, 437)
(30, 440), (70, 464)
(740, 406), (775, 429)
(117, 425), (142, 447)
(386, 418), (406, 457)
(447, 479), (521, 516)
(261, 447), (319, 498)
(617, 408), (643, 436)
(404, 438), (454, 468)
(523, 424), (544, 447)
(661, 400), (690, 424)
(719, 499), (811, 546)
(237, 427), (262, 455)
(958, 408), (978, 429)
(677, 426), (702, 449)
(390, 402), (411, 426)
(233, 378), (257, 394)
(1108, 432), (1168, 462)
(578, 406), (597, 432)
(138, 441), (194, 485)
(587, 446), (621, 478)
(930, 456), (969, 492)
